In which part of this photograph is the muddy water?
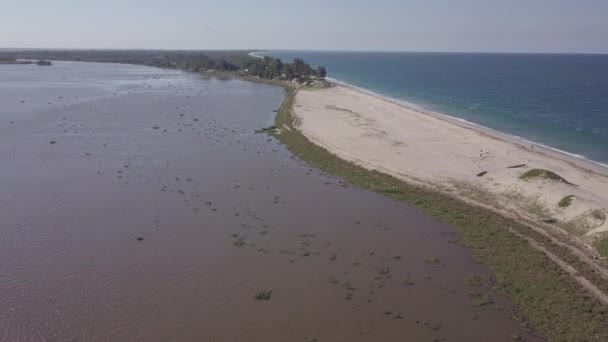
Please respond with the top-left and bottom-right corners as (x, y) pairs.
(0, 61), (540, 341)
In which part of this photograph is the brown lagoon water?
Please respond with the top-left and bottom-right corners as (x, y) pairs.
(0, 61), (541, 341)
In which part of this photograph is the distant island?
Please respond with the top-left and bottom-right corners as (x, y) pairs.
(0, 56), (52, 66)
(0, 57), (34, 65)
(34, 60), (52, 66)
(0, 50), (325, 85)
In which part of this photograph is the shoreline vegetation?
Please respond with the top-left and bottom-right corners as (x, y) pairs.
(0, 50), (324, 84)
(274, 84), (608, 340)
(274, 85), (608, 340)
(4, 49), (608, 340)
(0, 56), (52, 65)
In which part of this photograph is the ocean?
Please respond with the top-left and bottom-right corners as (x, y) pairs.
(262, 51), (608, 165)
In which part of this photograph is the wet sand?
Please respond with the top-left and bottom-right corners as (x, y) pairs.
(0, 62), (540, 341)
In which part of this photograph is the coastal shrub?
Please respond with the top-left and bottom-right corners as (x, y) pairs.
(592, 210), (606, 222)
(558, 195), (575, 208)
(595, 238), (608, 258)
(519, 168), (564, 182)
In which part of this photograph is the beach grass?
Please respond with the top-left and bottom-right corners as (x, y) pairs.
(592, 210), (606, 222)
(270, 85), (608, 341)
(520, 168), (565, 182)
(595, 237), (608, 258)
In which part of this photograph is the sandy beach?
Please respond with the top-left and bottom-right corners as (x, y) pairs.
(292, 84), (608, 252)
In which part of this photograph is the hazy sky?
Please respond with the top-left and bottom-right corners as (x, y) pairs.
(2, 0), (607, 53)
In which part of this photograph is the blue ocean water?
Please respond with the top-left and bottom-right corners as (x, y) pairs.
(263, 51), (608, 164)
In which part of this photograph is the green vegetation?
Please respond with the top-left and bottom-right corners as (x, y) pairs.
(255, 290), (272, 300)
(520, 168), (577, 186)
(467, 291), (494, 307)
(594, 236), (608, 258)
(558, 195), (575, 208)
(271, 86), (608, 341)
(592, 210), (606, 221)
(0, 50), (326, 84)
(520, 168), (564, 182)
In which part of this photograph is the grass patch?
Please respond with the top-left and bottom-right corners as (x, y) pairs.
(270, 85), (608, 341)
(255, 290), (272, 300)
(594, 237), (608, 258)
(558, 195), (575, 208)
(592, 210), (606, 222)
(519, 168), (576, 186)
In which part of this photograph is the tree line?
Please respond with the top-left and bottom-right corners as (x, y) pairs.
(0, 50), (327, 83)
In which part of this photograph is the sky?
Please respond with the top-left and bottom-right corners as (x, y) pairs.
(1, 0), (607, 53)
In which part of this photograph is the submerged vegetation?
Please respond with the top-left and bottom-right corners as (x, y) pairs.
(592, 210), (606, 221)
(595, 237), (608, 258)
(272, 86), (608, 341)
(255, 290), (272, 301)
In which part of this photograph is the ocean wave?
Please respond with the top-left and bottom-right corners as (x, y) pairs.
(248, 52), (264, 59)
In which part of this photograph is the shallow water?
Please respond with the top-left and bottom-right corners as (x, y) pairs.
(0, 61), (541, 341)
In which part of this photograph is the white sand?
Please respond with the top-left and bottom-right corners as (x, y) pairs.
(292, 85), (608, 246)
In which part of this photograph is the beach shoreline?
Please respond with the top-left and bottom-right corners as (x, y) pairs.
(269, 81), (608, 340)
(290, 82), (608, 251)
(325, 77), (608, 174)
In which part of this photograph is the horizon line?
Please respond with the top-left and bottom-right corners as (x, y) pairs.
(1, 47), (607, 55)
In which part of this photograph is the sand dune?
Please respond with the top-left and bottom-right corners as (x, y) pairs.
(292, 85), (608, 252)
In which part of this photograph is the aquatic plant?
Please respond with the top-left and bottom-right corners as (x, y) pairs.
(255, 290), (272, 300)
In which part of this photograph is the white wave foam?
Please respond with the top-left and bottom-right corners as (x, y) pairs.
(248, 52), (264, 59)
